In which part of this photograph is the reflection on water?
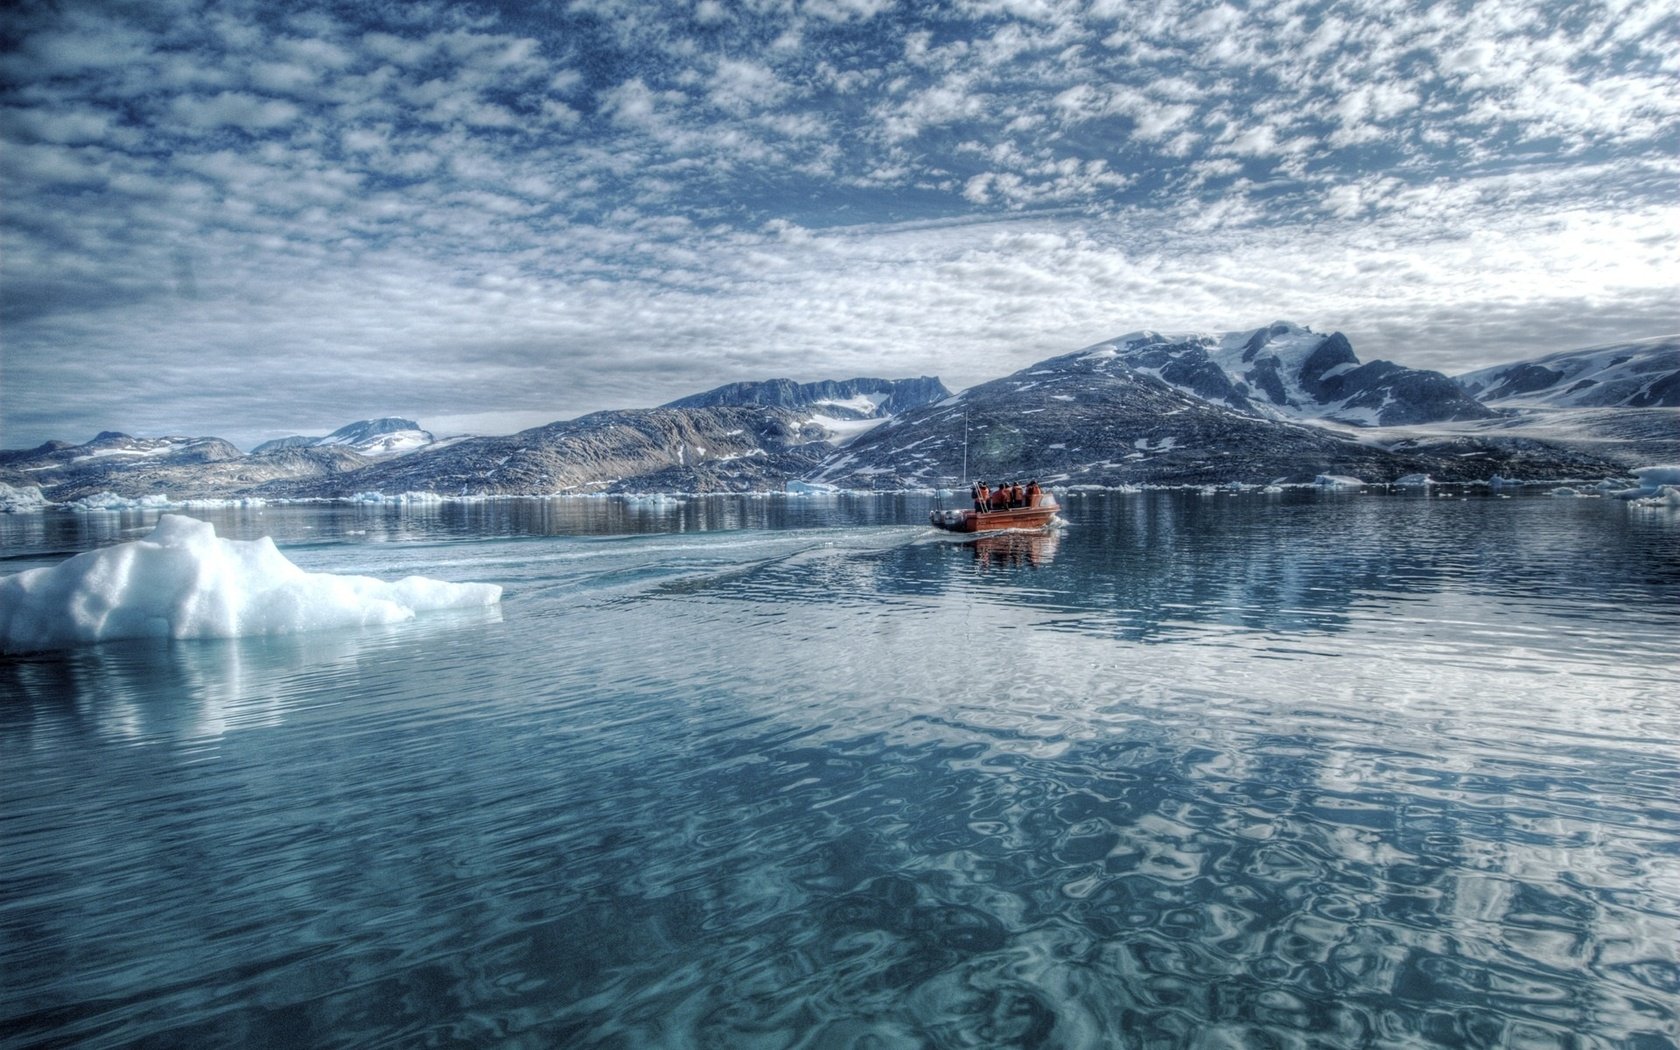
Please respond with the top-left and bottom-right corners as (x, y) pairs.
(966, 528), (1061, 571)
(2, 492), (1677, 1048)
(2, 607), (503, 748)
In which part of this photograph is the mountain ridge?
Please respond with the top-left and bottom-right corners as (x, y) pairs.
(1088, 322), (1495, 427)
(662, 376), (950, 419)
(251, 417), (436, 457)
(1456, 336), (1679, 409)
(4, 330), (1671, 505)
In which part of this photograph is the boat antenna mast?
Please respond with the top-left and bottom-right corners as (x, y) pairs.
(960, 409), (969, 484)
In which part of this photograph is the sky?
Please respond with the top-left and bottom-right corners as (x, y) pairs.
(2, 0), (1676, 450)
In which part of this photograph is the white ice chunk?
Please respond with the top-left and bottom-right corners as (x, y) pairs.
(351, 490), (446, 504)
(1394, 474), (1433, 488)
(0, 482), (50, 513)
(1634, 465), (1680, 487)
(1609, 464), (1680, 501)
(1632, 485), (1680, 508)
(1314, 475), (1365, 489)
(67, 491), (174, 512)
(1, 514), (501, 654)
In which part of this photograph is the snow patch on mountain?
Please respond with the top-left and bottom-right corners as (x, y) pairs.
(253, 418), (435, 457)
(663, 377), (949, 419)
(1457, 336), (1680, 409)
(1087, 322), (1492, 428)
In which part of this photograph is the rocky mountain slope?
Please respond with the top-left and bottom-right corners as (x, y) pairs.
(1091, 322), (1494, 427)
(6, 333), (1666, 505)
(252, 407), (831, 498)
(0, 432), (370, 503)
(808, 346), (1623, 489)
(663, 377), (950, 419)
(251, 417), (436, 456)
(1457, 336), (1679, 408)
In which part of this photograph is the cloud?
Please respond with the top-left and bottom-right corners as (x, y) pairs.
(169, 92), (303, 133)
(2, 0), (1675, 448)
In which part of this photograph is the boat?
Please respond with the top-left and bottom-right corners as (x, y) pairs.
(929, 485), (1060, 533)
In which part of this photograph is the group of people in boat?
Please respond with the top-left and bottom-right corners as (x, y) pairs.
(971, 480), (1042, 512)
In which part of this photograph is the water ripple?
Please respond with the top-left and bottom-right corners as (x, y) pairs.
(3, 493), (1678, 1048)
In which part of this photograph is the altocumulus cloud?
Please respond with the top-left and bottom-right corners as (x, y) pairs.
(1, 0), (1675, 448)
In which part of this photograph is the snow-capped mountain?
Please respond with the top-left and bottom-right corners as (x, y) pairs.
(5, 332), (1663, 504)
(0, 430), (367, 504)
(1089, 322), (1493, 427)
(255, 407), (832, 498)
(252, 417), (435, 457)
(664, 377), (949, 421)
(806, 344), (1620, 490)
(1456, 336), (1680, 408)
(0, 431), (242, 471)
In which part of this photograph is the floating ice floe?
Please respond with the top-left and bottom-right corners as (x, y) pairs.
(785, 480), (842, 496)
(351, 490), (447, 504)
(0, 482), (49, 513)
(0, 514), (502, 655)
(1393, 473), (1433, 488)
(1314, 475), (1365, 489)
(65, 491), (174, 513)
(1633, 487), (1680, 508)
(1609, 465), (1680, 504)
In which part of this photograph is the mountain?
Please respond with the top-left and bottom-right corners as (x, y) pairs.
(1456, 336), (1680, 408)
(251, 417), (435, 457)
(805, 346), (1622, 489)
(1092, 322), (1494, 427)
(662, 376), (949, 419)
(5, 336), (1662, 505)
(0, 431), (369, 504)
(0, 431), (243, 469)
(251, 407), (832, 498)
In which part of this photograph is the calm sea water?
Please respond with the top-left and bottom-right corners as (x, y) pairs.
(3, 491), (1678, 1049)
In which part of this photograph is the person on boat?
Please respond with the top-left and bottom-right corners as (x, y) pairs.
(1011, 482), (1025, 507)
(1026, 480), (1041, 506)
(975, 483), (989, 512)
(991, 484), (1009, 510)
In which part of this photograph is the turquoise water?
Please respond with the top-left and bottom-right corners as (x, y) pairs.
(3, 491), (1678, 1048)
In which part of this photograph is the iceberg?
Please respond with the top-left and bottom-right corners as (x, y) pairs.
(351, 490), (447, 504)
(1608, 465), (1680, 501)
(66, 491), (174, 512)
(0, 482), (50, 513)
(1, 514), (502, 655)
(1314, 475), (1365, 489)
(1633, 487), (1680, 508)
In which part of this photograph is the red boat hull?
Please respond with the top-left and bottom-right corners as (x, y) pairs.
(930, 497), (1060, 533)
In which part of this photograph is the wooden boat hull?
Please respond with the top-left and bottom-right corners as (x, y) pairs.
(929, 498), (1059, 533)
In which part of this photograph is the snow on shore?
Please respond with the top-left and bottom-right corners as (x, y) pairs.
(1, 514), (501, 654)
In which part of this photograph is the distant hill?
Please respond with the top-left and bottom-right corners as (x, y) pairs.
(0, 432), (365, 504)
(807, 343), (1620, 490)
(5, 334), (1668, 504)
(1087, 322), (1494, 427)
(252, 417), (435, 457)
(1457, 336), (1679, 408)
(663, 377), (950, 419)
(250, 407), (834, 499)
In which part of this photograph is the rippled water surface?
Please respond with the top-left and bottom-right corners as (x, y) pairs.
(3, 491), (1678, 1048)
